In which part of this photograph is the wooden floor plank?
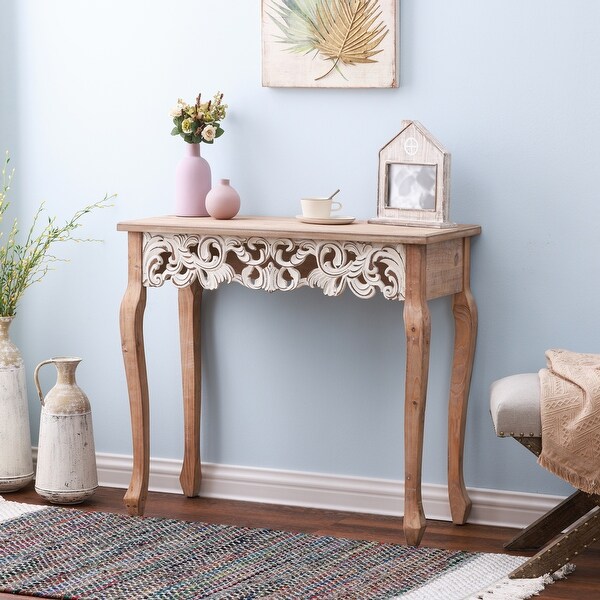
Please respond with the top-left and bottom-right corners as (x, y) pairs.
(1, 485), (598, 599)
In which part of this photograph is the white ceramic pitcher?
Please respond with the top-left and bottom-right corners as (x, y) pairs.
(34, 357), (98, 504)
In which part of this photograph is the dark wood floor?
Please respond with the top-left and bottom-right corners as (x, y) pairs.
(1, 485), (599, 599)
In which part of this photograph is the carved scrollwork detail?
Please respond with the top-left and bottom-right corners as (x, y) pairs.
(307, 241), (406, 300)
(145, 234), (237, 289)
(143, 233), (406, 300)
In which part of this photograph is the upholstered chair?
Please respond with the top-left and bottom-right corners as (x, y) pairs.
(490, 373), (600, 578)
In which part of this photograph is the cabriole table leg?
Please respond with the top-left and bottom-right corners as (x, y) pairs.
(403, 245), (431, 546)
(447, 238), (477, 525)
(120, 232), (150, 516)
(178, 280), (203, 497)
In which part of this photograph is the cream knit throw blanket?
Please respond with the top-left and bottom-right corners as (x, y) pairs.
(539, 349), (600, 495)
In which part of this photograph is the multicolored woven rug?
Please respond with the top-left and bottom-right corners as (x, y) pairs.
(0, 497), (569, 599)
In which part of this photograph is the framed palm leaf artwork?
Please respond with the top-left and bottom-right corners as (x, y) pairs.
(262, 0), (397, 88)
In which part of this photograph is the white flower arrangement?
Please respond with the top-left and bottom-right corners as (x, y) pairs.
(170, 92), (227, 144)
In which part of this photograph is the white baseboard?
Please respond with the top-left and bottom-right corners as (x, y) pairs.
(95, 452), (565, 530)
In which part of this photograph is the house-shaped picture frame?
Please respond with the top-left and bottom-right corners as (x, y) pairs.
(369, 121), (454, 228)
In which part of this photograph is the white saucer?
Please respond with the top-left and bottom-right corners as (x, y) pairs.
(295, 215), (356, 225)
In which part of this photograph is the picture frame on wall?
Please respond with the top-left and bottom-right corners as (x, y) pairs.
(262, 0), (398, 89)
(369, 121), (455, 228)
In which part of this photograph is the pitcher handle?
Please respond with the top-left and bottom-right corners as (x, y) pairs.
(34, 359), (54, 406)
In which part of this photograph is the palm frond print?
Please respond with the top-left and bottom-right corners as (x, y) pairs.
(268, 0), (389, 81)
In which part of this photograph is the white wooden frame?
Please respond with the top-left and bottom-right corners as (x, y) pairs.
(261, 0), (398, 89)
(370, 121), (454, 228)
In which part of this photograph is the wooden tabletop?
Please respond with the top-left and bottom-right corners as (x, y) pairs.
(117, 216), (481, 245)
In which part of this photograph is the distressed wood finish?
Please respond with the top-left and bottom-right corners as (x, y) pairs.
(403, 245), (431, 545)
(119, 232), (150, 516)
(425, 238), (463, 300)
(511, 508), (600, 579)
(370, 121), (451, 228)
(117, 216), (480, 245)
(506, 490), (599, 551)
(502, 436), (600, 578)
(118, 217), (480, 543)
(178, 280), (203, 497)
(447, 237), (477, 525)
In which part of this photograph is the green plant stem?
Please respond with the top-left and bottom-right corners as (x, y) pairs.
(0, 153), (114, 317)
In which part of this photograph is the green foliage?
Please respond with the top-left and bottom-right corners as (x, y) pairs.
(0, 153), (114, 317)
(268, 0), (320, 55)
(170, 92), (227, 145)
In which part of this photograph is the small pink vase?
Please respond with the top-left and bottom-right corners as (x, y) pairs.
(174, 143), (211, 217)
(205, 178), (241, 220)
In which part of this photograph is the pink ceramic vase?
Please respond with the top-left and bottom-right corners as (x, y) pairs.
(205, 178), (241, 220)
(174, 143), (211, 217)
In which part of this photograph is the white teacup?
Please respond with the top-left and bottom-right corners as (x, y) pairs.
(301, 197), (343, 219)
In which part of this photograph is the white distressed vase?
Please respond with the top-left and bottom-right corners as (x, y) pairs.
(34, 357), (98, 504)
(0, 317), (34, 492)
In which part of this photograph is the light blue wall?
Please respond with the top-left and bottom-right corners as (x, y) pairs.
(0, 1), (18, 193)
(3, 0), (600, 498)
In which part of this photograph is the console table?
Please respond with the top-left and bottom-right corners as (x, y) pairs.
(117, 216), (481, 546)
